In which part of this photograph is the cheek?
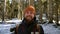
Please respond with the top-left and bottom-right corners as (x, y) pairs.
(31, 14), (34, 18)
(24, 13), (35, 18)
(24, 14), (27, 17)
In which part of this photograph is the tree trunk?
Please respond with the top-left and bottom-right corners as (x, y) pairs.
(47, 0), (53, 23)
(38, 0), (42, 23)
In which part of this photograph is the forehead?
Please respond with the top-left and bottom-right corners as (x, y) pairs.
(25, 11), (34, 14)
(26, 11), (32, 12)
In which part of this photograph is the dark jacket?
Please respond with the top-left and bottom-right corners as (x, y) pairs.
(17, 17), (44, 34)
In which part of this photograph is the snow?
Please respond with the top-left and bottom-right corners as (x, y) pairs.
(41, 23), (60, 34)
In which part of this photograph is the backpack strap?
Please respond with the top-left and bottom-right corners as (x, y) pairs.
(15, 24), (20, 34)
(37, 24), (44, 34)
(32, 24), (44, 34)
(33, 24), (37, 34)
(32, 24), (40, 34)
(21, 25), (25, 32)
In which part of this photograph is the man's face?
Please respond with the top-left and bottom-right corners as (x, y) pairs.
(24, 11), (35, 21)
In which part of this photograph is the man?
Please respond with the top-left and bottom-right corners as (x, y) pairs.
(17, 5), (44, 34)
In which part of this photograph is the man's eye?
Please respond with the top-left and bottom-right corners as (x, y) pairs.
(26, 12), (29, 13)
(25, 12), (28, 14)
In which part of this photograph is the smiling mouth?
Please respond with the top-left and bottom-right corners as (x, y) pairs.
(27, 17), (32, 18)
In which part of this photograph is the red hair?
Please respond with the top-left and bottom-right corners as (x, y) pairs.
(24, 5), (35, 14)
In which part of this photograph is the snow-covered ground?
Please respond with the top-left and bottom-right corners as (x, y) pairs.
(6, 19), (22, 25)
(0, 19), (22, 25)
(0, 24), (16, 34)
(0, 19), (22, 34)
(41, 23), (60, 34)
